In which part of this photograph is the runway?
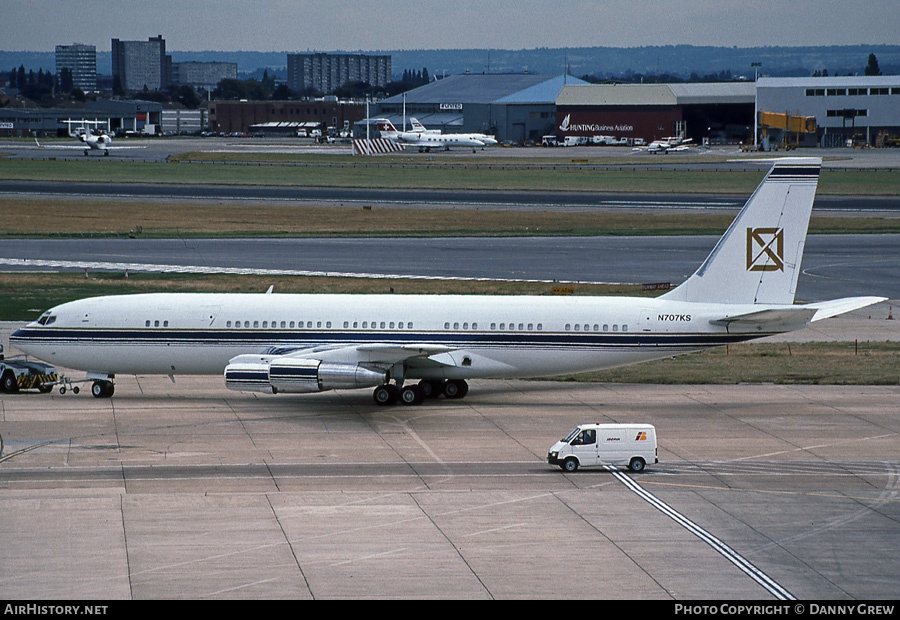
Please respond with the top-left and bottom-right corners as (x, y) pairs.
(3, 234), (899, 301)
(1, 356), (898, 599)
(1, 178), (898, 214)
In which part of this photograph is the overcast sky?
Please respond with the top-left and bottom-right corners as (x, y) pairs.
(4, 0), (899, 51)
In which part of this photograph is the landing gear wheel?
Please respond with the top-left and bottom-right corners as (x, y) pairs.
(400, 385), (425, 406)
(91, 381), (114, 398)
(417, 380), (444, 399)
(372, 384), (399, 406)
(562, 458), (579, 472)
(1, 372), (18, 393)
(442, 379), (468, 399)
(628, 457), (646, 472)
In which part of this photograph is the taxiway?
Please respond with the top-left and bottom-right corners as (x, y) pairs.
(1, 314), (898, 600)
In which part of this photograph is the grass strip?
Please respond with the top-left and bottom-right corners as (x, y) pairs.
(1, 198), (898, 239)
(550, 341), (900, 385)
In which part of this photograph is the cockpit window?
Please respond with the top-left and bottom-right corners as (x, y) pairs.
(37, 313), (57, 326)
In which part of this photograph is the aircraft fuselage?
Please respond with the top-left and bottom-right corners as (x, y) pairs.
(11, 292), (779, 378)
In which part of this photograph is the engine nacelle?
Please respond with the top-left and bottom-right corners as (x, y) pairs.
(224, 356), (387, 394)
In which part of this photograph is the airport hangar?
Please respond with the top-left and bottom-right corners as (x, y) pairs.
(0, 98), (204, 137)
(368, 73), (588, 144)
(368, 75), (900, 148)
(553, 82), (756, 146)
(554, 76), (900, 148)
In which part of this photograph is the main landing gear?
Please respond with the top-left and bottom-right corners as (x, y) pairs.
(372, 379), (468, 406)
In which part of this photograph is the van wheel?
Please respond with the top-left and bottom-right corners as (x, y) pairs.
(562, 458), (578, 472)
(629, 457), (646, 472)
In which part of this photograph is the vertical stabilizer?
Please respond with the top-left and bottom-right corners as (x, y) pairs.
(661, 158), (821, 305)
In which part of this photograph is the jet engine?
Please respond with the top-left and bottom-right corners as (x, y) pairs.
(224, 355), (387, 394)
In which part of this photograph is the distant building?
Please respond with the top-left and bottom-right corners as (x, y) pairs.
(0, 99), (162, 137)
(111, 35), (171, 92)
(757, 76), (900, 147)
(161, 107), (205, 134)
(208, 99), (366, 134)
(374, 73), (587, 143)
(55, 43), (97, 91)
(287, 53), (391, 94)
(172, 62), (237, 91)
(555, 82), (756, 145)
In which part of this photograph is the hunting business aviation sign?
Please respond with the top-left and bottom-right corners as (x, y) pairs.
(558, 114), (633, 134)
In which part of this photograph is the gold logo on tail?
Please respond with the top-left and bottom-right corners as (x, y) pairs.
(746, 227), (784, 271)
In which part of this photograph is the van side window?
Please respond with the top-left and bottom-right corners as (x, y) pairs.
(571, 429), (596, 445)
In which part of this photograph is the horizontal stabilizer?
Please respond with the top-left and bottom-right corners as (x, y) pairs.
(710, 307), (817, 332)
(802, 296), (887, 322)
(710, 296), (887, 332)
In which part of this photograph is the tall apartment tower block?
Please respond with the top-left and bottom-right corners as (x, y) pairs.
(111, 35), (170, 92)
(55, 43), (97, 91)
(287, 53), (391, 94)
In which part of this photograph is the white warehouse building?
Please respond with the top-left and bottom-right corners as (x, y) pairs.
(757, 76), (900, 147)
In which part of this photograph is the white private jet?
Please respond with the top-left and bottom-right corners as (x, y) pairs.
(377, 119), (497, 152)
(408, 118), (440, 134)
(34, 120), (147, 156)
(636, 136), (694, 154)
(10, 158), (884, 403)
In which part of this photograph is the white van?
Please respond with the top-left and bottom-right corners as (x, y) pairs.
(548, 424), (657, 472)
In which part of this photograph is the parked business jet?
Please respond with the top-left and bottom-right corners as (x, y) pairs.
(10, 158), (884, 403)
(405, 118), (497, 147)
(408, 118), (440, 134)
(377, 119), (497, 152)
(34, 120), (146, 156)
(636, 136), (694, 154)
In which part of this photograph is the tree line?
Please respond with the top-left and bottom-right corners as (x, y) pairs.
(3, 65), (434, 108)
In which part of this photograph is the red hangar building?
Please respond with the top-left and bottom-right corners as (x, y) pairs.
(554, 82), (756, 146)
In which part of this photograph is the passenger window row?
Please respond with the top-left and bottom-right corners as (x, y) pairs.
(222, 320), (415, 330)
(443, 322), (544, 331)
(565, 323), (628, 332)
(143, 319), (626, 332)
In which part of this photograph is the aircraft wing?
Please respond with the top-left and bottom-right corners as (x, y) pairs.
(254, 342), (459, 367)
(33, 138), (84, 150)
(272, 341), (517, 372)
(33, 138), (147, 150)
(340, 343), (457, 365)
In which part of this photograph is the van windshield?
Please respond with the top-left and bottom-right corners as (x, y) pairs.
(563, 427), (581, 443)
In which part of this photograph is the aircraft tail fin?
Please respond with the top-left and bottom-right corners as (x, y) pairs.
(661, 158), (821, 305)
(375, 119), (399, 135)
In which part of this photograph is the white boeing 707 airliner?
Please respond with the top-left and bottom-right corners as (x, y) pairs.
(10, 158), (884, 403)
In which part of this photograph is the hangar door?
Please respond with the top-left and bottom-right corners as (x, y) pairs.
(511, 123), (526, 143)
